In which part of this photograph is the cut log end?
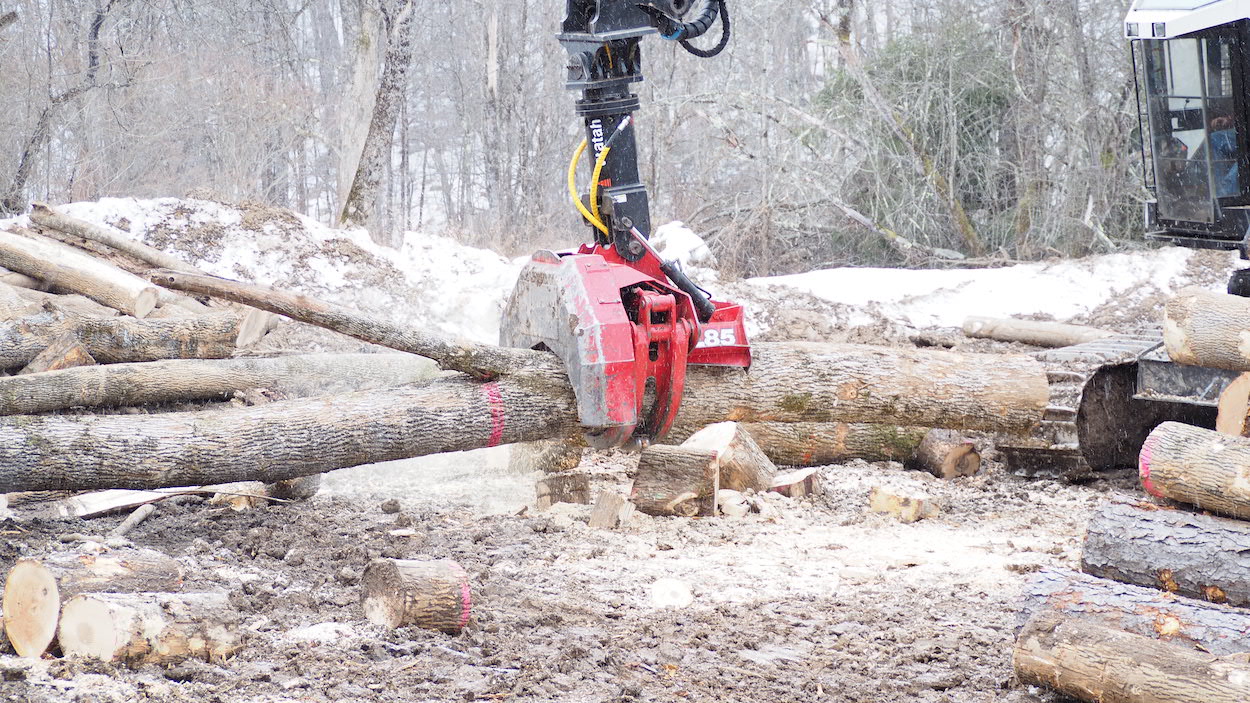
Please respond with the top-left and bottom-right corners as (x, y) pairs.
(58, 592), (239, 665)
(2, 560), (59, 657)
(361, 559), (470, 634)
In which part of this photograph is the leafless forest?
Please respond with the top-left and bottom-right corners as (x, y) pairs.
(0, 0), (1137, 274)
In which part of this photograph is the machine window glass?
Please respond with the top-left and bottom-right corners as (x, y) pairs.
(1131, 1), (1221, 9)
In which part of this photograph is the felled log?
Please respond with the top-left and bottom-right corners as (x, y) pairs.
(15, 286), (121, 317)
(632, 445), (719, 517)
(0, 265), (45, 291)
(1019, 568), (1250, 656)
(681, 422), (777, 492)
(0, 352), (436, 415)
(58, 592), (240, 665)
(1082, 501), (1250, 607)
(1014, 610), (1250, 703)
(0, 307), (244, 370)
(737, 422), (926, 466)
(962, 316), (1114, 348)
(29, 202), (201, 274)
(770, 467), (822, 498)
(17, 332), (94, 375)
(3, 549), (184, 657)
(361, 559), (471, 634)
(535, 472), (590, 510)
(0, 282), (35, 320)
(1140, 421), (1250, 520)
(1216, 371), (1250, 436)
(906, 429), (980, 478)
(1164, 287), (1250, 370)
(0, 228), (159, 317)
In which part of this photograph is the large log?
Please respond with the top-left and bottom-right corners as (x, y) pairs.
(962, 316), (1114, 348)
(0, 352), (437, 415)
(0, 228), (159, 317)
(1164, 287), (1250, 370)
(29, 202), (201, 274)
(1082, 500), (1250, 607)
(58, 592), (240, 665)
(1139, 421), (1250, 520)
(1014, 610), (1250, 703)
(1019, 568), (1250, 656)
(0, 307), (245, 370)
(737, 422), (927, 466)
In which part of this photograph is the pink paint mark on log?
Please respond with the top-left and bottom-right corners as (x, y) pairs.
(1140, 431), (1162, 498)
(482, 382), (505, 447)
(451, 562), (471, 629)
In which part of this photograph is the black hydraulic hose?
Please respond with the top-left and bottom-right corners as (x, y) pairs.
(642, 1), (730, 58)
(678, 1), (729, 58)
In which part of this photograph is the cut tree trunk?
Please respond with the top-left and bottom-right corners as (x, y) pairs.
(1082, 500), (1250, 607)
(1164, 287), (1250, 370)
(29, 202), (201, 274)
(963, 316), (1114, 348)
(906, 429), (981, 478)
(361, 558), (470, 633)
(631, 445), (719, 517)
(0, 307), (245, 370)
(681, 422), (777, 492)
(1140, 421), (1250, 520)
(15, 287), (121, 317)
(0, 352), (437, 415)
(1216, 371), (1250, 436)
(0, 227), (159, 317)
(150, 271), (1051, 432)
(0, 266), (44, 291)
(1014, 609), (1250, 703)
(3, 549), (184, 657)
(1019, 567), (1250, 656)
(17, 331), (94, 375)
(535, 472), (590, 510)
(0, 282), (35, 320)
(737, 422), (926, 466)
(58, 592), (240, 665)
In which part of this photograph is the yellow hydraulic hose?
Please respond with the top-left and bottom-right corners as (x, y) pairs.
(590, 140), (612, 224)
(568, 139), (609, 236)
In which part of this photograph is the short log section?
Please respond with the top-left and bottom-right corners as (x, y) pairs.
(1164, 287), (1250, 370)
(906, 429), (981, 478)
(631, 446), (719, 517)
(58, 592), (240, 665)
(680, 422), (777, 492)
(1140, 421), (1250, 520)
(361, 559), (471, 634)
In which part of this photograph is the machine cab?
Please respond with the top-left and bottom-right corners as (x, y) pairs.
(1127, 1), (1250, 249)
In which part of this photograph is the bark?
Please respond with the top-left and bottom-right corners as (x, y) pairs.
(0, 228), (159, 317)
(1081, 500), (1250, 607)
(1019, 568), (1250, 656)
(1164, 287), (1250, 370)
(29, 202), (200, 274)
(962, 316), (1113, 348)
(1014, 610), (1250, 703)
(17, 332), (95, 375)
(535, 472), (591, 510)
(681, 422), (777, 492)
(907, 429), (981, 479)
(58, 592), (240, 665)
(737, 422), (926, 466)
(361, 559), (471, 633)
(15, 287), (120, 317)
(1216, 371), (1250, 436)
(0, 352), (437, 415)
(0, 282), (35, 320)
(508, 440), (583, 474)
(1139, 421), (1250, 520)
(0, 12), (16, 32)
(0, 266), (45, 291)
(631, 445), (719, 517)
(0, 307), (244, 370)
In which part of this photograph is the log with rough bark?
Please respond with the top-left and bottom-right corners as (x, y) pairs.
(29, 202), (202, 274)
(535, 471), (590, 510)
(962, 316), (1114, 348)
(0, 338), (1049, 493)
(58, 592), (240, 665)
(0, 307), (245, 370)
(1139, 421), (1250, 520)
(3, 549), (184, 657)
(17, 331), (94, 375)
(1019, 568), (1250, 656)
(361, 559), (471, 633)
(1082, 500), (1250, 607)
(631, 445), (719, 517)
(0, 352), (437, 415)
(1014, 609), (1250, 703)
(1164, 287), (1250, 370)
(0, 282), (35, 320)
(681, 422), (777, 492)
(15, 286), (121, 317)
(1216, 371), (1250, 436)
(737, 422), (926, 466)
(0, 227), (159, 317)
(0, 265), (46, 291)
(906, 429), (981, 479)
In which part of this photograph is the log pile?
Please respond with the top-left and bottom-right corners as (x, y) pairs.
(1014, 288), (1250, 702)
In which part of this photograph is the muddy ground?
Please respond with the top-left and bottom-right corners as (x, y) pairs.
(0, 435), (1143, 703)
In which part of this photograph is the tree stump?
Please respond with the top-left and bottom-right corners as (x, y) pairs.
(58, 592), (240, 665)
(681, 422), (777, 492)
(361, 559), (471, 634)
(1139, 421), (1250, 520)
(906, 429), (980, 478)
(1015, 609), (1250, 703)
(631, 445), (719, 517)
